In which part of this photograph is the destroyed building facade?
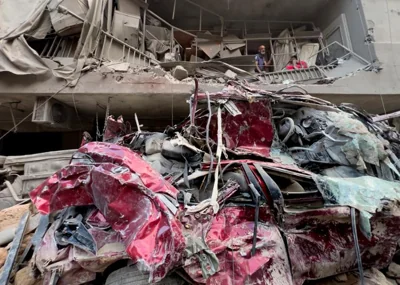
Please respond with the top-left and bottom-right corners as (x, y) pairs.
(1, 1), (400, 285)
(0, 0), (398, 156)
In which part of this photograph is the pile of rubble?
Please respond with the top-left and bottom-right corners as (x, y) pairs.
(1, 82), (400, 284)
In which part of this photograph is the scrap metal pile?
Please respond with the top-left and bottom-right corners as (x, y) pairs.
(20, 82), (400, 284)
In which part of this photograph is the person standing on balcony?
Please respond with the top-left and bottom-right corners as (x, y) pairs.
(255, 45), (272, 73)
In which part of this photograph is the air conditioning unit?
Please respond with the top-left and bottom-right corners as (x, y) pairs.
(32, 97), (75, 129)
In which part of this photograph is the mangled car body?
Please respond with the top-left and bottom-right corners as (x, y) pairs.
(30, 82), (400, 285)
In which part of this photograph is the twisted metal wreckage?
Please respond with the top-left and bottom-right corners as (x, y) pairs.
(30, 81), (400, 285)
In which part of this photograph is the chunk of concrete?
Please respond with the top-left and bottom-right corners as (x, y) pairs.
(217, 77), (226, 84)
(172, 65), (189, 81)
(388, 262), (400, 278)
(224, 69), (237, 80)
(151, 66), (167, 77)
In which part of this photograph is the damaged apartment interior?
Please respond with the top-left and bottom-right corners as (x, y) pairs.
(1, 0), (400, 285)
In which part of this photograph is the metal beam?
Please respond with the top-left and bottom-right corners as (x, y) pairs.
(0, 212), (29, 284)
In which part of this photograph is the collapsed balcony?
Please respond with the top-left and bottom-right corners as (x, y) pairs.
(13, 0), (373, 86)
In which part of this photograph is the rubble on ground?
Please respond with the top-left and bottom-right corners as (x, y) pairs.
(1, 82), (400, 284)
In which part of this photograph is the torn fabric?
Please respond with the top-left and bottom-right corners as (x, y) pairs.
(0, 0), (51, 39)
(0, 0), (52, 75)
(0, 0), (106, 84)
(0, 36), (51, 75)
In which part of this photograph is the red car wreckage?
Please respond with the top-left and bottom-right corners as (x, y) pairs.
(30, 82), (400, 285)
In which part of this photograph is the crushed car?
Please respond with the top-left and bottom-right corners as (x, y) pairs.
(29, 81), (400, 285)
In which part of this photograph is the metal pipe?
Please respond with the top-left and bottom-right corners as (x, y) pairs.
(170, 27), (174, 51)
(308, 41), (370, 65)
(226, 19), (314, 24)
(40, 40), (50, 57)
(141, 0), (148, 52)
(269, 39), (277, 70)
(0, 212), (29, 285)
(220, 36), (321, 42)
(184, 0), (221, 18)
(220, 17), (224, 54)
(244, 22), (248, 55)
(107, 0), (113, 32)
(351, 208), (365, 285)
(4, 181), (29, 203)
(99, 33), (107, 60)
(172, 0), (177, 19)
(46, 36), (58, 57)
(107, 37), (113, 59)
(51, 37), (62, 59)
(67, 38), (74, 57)
(60, 39), (67, 57)
(199, 9), (202, 31)
(195, 38), (198, 61)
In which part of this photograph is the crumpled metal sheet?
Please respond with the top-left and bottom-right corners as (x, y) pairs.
(34, 208), (126, 285)
(283, 206), (400, 285)
(103, 115), (130, 142)
(35, 220), (96, 285)
(31, 142), (185, 282)
(181, 181), (240, 280)
(314, 175), (400, 214)
(313, 174), (400, 238)
(78, 142), (179, 198)
(286, 107), (389, 173)
(184, 207), (293, 285)
(195, 99), (274, 158)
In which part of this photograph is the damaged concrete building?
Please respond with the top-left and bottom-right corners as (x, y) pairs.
(1, 0), (400, 285)
(0, 0), (399, 154)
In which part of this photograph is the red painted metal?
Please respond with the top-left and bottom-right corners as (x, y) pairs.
(184, 207), (293, 285)
(30, 143), (185, 282)
(195, 100), (274, 158)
